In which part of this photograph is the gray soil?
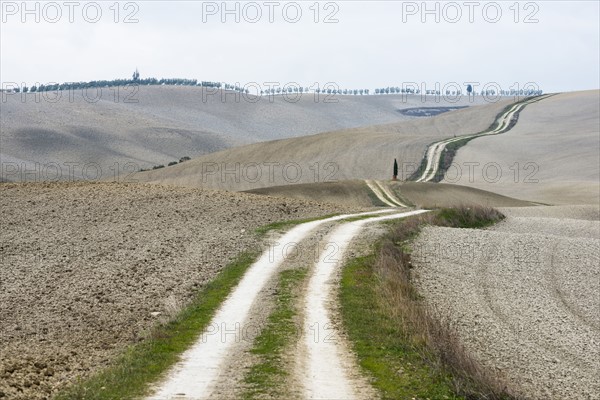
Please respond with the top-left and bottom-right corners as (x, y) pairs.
(412, 205), (600, 399)
(0, 182), (357, 400)
(391, 181), (535, 209)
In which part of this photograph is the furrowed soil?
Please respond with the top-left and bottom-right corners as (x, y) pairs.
(412, 205), (600, 399)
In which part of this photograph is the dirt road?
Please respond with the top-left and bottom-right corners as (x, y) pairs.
(147, 209), (428, 399)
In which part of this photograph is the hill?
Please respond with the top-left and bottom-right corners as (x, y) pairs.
(442, 90), (600, 205)
(246, 180), (534, 208)
(134, 99), (515, 191)
(0, 86), (490, 181)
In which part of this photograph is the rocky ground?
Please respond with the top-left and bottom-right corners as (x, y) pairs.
(0, 182), (357, 400)
(412, 205), (600, 400)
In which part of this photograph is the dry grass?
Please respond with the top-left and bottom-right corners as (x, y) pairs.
(374, 206), (515, 399)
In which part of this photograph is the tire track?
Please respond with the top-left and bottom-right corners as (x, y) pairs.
(374, 180), (409, 207)
(365, 180), (407, 207)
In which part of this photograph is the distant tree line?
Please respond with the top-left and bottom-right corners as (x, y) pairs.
(317, 88), (370, 96)
(375, 87), (420, 95)
(8, 81), (544, 97)
(258, 87), (371, 96)
(4, 70), (543, 97)
(374, 87), (543, 96)
(14, 77), (200, 93)
(8, 69), (248, 94)
(199, 81), (249, 93)
(140, 156), (191, 172)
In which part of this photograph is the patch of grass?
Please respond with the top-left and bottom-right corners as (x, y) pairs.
(243, 268), (308, 399)
(375, 187), (399, 206)
(340, 206), (515, 400)
(53, 251), (259, 400)
(435, 206), (505, 229)
(340, 254), (460, 400)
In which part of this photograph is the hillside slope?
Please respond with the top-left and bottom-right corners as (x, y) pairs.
(134, 99), (514, 191)
(246, 180), (534, 208)
(443, 90), (600, 205)
(1, 86), (490, 180)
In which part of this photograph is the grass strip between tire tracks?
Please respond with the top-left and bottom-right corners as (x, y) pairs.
(409, 95), (550, 182)
(242, 268), (308, 399)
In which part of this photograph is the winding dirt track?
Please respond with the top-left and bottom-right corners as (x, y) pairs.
(146, 209), (401, 399)
(415, 95), (553, 183)
(148, 200), (427, 399)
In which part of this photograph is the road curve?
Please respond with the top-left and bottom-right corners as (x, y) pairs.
(415, 95), (553, 183)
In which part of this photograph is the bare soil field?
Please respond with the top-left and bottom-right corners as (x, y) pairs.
(135, 99), (515, 191)
(0, 182), (356, 400)
(0, 86), (491, 181)
(412, 205), (600, 399)
(444, 90), (600, 205)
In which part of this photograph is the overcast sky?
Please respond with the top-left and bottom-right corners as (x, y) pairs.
(1, 1), (598, 93)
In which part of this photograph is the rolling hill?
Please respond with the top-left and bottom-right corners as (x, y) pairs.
(1, 86), (490, 181)
(133, 98), (515, 191)
(442, 90), (600, 205)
